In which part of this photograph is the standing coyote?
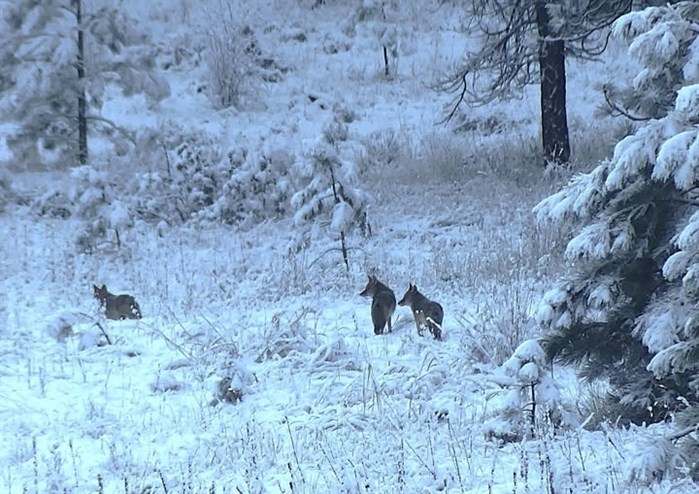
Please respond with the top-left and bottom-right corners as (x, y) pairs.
(398, 284), (443, 340)
(93, 284), (142, 320)
(359, 275), (396, 335)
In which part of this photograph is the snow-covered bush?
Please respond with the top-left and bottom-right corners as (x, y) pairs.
(32, 163), (132, 252)
(132, 124), (297, 228)
(131, 124), (228, 225)
(535, 1), (698, 481)
(204, 13), (260, 110)
(203, 4), (284, 109)
(203, 145), (297, 227)
(69, 165), (132, 253)
(358, 129), (407, 171)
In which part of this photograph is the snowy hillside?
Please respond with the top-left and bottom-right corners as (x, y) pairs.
(1, 1), (697, 493)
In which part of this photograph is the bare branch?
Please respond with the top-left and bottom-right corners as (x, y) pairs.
(85, 114), (137, 145)
(436, 0), (630, 120)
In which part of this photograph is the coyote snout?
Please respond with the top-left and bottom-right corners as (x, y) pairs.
(359, 275), (396, 335)
(398, 283), (443, 340)
(93, 284), (142, 320)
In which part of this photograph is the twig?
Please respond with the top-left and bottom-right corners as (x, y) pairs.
(161, 141), (172, 178)
(667, 425), (697, 442)
(285, 418), (305, 485)
(307, 246), (366, 270)
(85, 114), (137, 144)
(95, 321), (112, 345)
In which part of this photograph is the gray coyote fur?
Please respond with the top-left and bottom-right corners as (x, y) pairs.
(398, 283), (443, 340)
(359, 275), (396, 335)
(93, 284), (142, 320)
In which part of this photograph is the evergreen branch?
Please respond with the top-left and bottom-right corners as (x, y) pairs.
(602, 85), (652, 122)
(667, 425), (697, 442)
(47, 109), (137, 146)
(306, 246), (366, 270)
(658, 198), (699, 208)
(85, 115), (137, 145)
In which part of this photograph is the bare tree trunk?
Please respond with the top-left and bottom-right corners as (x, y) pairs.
(74, 0), (88, 165)
(535, 1), (570, 166)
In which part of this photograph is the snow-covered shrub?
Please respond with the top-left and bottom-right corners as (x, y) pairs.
(322, 31), (352, 55)
(322, 116), (349, 145)
(44, 310), (82, 341)
(204, 12), (260, 110)
(203, 4), (284, 109)
(358, 129), (407, 171)
(156, 31), (205, 71)
(255, 308), (317, 363)
(33, 190), (74, 219)
(133, 124), (297, 228)
(203, 145), (297, 227)
(31, 163), (131, 252)
(68, 165), (132, 253)
(291, 138), (370, 269)
(535, 1), (698, 480)
(131, 124), (228, 225)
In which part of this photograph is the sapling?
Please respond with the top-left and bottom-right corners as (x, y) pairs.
(499, 339), (575, 437)
(291, 138), (369, 271)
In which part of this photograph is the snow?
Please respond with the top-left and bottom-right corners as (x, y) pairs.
(1, 0), (697, 493)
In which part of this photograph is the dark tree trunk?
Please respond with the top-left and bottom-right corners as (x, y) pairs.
(74, 0), (88, 165)
(535, 2), (570, 165)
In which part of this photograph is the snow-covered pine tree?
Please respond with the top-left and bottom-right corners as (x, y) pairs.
(343, 0), (398, 79)
(0, 0), (169, 168)
(535, 1), (697, 439)
(494, 339), (575, 439)
(291, 135), (369, 271)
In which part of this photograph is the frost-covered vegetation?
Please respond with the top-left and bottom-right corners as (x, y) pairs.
(0, 1), (697, 493)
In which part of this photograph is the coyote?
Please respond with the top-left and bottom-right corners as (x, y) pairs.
(359, 275), (396, 335)
(398, 284), (443, 340)
(93, 284), (142, 320)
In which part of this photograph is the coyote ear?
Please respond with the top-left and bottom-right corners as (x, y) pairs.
(101, 284), (107, 290)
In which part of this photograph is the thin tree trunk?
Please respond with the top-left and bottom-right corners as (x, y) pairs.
(328, 164), (350, 272)
(535, 1), (570, 166)
(74, 0), (88, 165)
(383, 45), (389, 77)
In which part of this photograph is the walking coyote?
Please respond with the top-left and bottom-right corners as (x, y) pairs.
(93, 284), (142, 320)
(359, 275), (396, 335)
(398, 283), (443, 340)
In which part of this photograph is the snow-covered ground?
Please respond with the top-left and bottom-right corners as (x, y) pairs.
(1, 1), (696, 493)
